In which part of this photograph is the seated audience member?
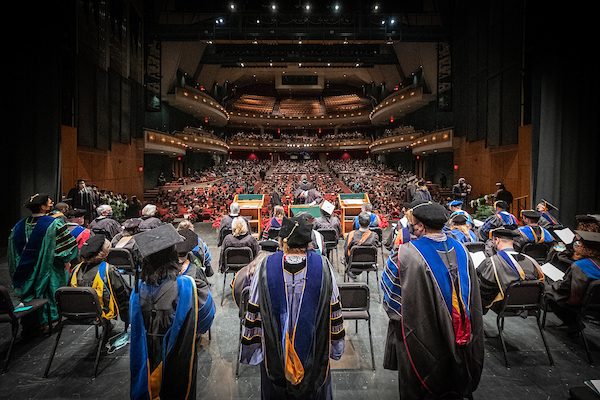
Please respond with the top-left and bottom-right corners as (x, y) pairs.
(513, 209), (555, 252)
(312, 200), (342, 240)
(175, 228), (204, 279)
(139, 204), (163, 231)
(218, 202), (251, 246)
(89, 204), (123, 240)
(65, 208), (92, 249)
(295, 212), (325, 256)
(477, 228), (545, 314)
(536, 201), (562, 229)
(50, 202), (69, 223)
(261, 205), (285, 240)
(219, 216), (260, 273)
(344, 212), (380, 277)
(446, 200), (472, 226)
(545, 230), (600, 334)
(177, 220), (213, 277)
(447, 213), (477, 243)
(129, 224), (215, 400)
(411, 180), (432, 202)
(352, 203), (381, 229)
(70, 235), (131, 329)
(384, 203), (412, 251)
(479, 200), (519, 241)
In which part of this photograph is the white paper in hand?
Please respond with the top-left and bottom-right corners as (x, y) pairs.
(470, 251), (486, 268)
(540, 262), (565, 281)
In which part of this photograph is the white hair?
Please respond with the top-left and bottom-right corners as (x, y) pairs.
(97, 204), (111, 216)
(230, 202), (240, 215)
(142, 204), (157, 217)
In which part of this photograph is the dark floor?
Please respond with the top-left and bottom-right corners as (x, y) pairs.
(0, 222), (598, 399)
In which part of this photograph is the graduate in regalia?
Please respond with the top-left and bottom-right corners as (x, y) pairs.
(382, 200), (484, 399)
(240, 215), (345, 400)
(129, 224), (215, 400)
(545, 230), (600, 334)
(513, 209), (554, 252)
(477, 228), (545, 314)
(8, 193), (79, 335)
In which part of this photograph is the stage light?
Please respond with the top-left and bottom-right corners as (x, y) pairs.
(390, 19), (395, 24)
(271, 4), (276, 10)
(334, 4), (340, 10)
(230, 4), (235, 10)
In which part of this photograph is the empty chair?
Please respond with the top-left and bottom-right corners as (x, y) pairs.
(318, 229), (339, 266)
(0, 285), (49, 372)
(338, 282), (375, 371)
(494, 280), (553, 368)
(346, 246), (380, 300)
(236, 286), (251, 378)
(44, 287), (110, 378)
(106, 248), (137, 285)
(218, 228), (232, 247)
(221, 247), (253, 306)
(522, 242), (552, 264)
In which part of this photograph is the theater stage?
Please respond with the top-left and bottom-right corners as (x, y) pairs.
(0, 222), (598, 399)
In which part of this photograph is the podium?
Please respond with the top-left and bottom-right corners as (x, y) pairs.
(289, 205), (322, 219)
(338, 193), (370, 236)
(234, 194), (264, 238)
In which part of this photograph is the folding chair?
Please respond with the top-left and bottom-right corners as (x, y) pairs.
(236, 286), (250, 378)
(218, 228), (232, 247)
(222, 247), (253, 306)
(338, 282), (375, 371)
(464, 242), (485, 253)
(106, 248), (137, 286)
(494, 280), (553, 368)
(318, 229), (339, 267)
(346, 246), (380, 301)
(44, 287), (110, 378)
(522, 242), (552, 264)
(0, 285), (49, 372)
(369, 227), (385, 264)
(259, 227), (280, 252)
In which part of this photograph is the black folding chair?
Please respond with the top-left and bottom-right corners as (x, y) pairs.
(218, 228), (232, 247)
(464, 242), (485, 253)
(494, 280), (553, 368)
(236, 286), (251, 378)
(44, 287), (110, 378)
(338, 283), (375, 371)
(106, 248), (137, 285)
(259, 227), (281, 252)
(0, 285), (49, 372)
(346, 246), (380, 301)
(522, 242), (553, 264)
(318, 229), (339, 267)
(369, 226), (385, 264)
(222, 247), (253, 306)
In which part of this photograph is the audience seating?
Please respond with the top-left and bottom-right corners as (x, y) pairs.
(221, 247), (253, 306)
(236, 286), (251, 378)
(338, 282), (375, 371)
(0, 285), (49, 372)
(345, 246), (380, 301)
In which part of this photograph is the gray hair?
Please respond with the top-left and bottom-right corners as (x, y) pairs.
(230, 202), (240, 215)
(362, 203), (373, 213)
(358, 212), (371, 228)
(142, 204), (157, 217)
(97, 204), (112, 216)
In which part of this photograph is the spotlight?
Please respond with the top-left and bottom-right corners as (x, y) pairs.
(271, 4), (276, 10)
(390, 19), (395, 24)
(230, 4), (235, 9)
(334, 4), (340, 10)
(306, 4), (310, 10)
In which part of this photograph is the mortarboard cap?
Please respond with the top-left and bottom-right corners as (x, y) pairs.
(575, 230), (600, 244)
(24, 193), (49, 210)
(576, 214), (600, 223)
(133, 223), (183, 259)
(521, 210), (541, 220)
(176, 228), (199, 255)
(409, 201), (448, 230)
(279, 216), (313, 248)
(122, 218), (142, 230)
(446, 200), (463, 207)
(321, 200), (335, 216)
(450, 213), (469, 225)
(540, 199), (559, 212)
(490, 228), (519, 240)
(494, 200), (509, 210)
(80, 234), (107, 258)
(65, 208), (86, 218)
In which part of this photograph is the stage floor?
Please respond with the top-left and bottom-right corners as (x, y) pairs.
(0, 222), (598, 399)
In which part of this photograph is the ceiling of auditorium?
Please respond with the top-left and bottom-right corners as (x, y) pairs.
(149, 0), (451, 113)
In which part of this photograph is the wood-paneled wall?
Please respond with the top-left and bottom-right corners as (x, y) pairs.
(61, 125), (144, 201)
(453, 125), (531, 210)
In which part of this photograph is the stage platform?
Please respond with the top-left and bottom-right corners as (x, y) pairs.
(0, 222), (598, 399)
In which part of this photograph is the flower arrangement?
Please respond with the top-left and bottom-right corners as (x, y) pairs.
(212, 216), (223, 229)
(161, 213), (175, 224)
(378, 214), (389, 228)
(187, 213), (198, 224)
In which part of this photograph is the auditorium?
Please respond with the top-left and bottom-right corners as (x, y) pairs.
(1, 0), (599, 399)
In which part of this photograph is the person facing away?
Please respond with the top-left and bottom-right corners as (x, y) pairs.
(89, 204), (123, 240)
(219, 216), (260, 273)
(129, 224), (215, 400)
(477, 228), (545, 314)
(513, 209), (555, 252)
(545, 230), (600, 335)
(312, 201), (342, 241)
(218, 202), (251, 246)
(8, 193), (79, 336)
(344, 211), (380, 277)
(381, 200), (484, 399)
(352, 202), (381, 230)
(69, 234), (131, 329)
(239, 215), (345, 399)
(64, 208), (92, 250)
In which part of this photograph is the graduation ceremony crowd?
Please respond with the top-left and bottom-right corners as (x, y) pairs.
(5, 157), (600, 400)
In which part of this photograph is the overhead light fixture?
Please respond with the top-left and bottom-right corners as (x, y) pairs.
(230, 4), (235, 10)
